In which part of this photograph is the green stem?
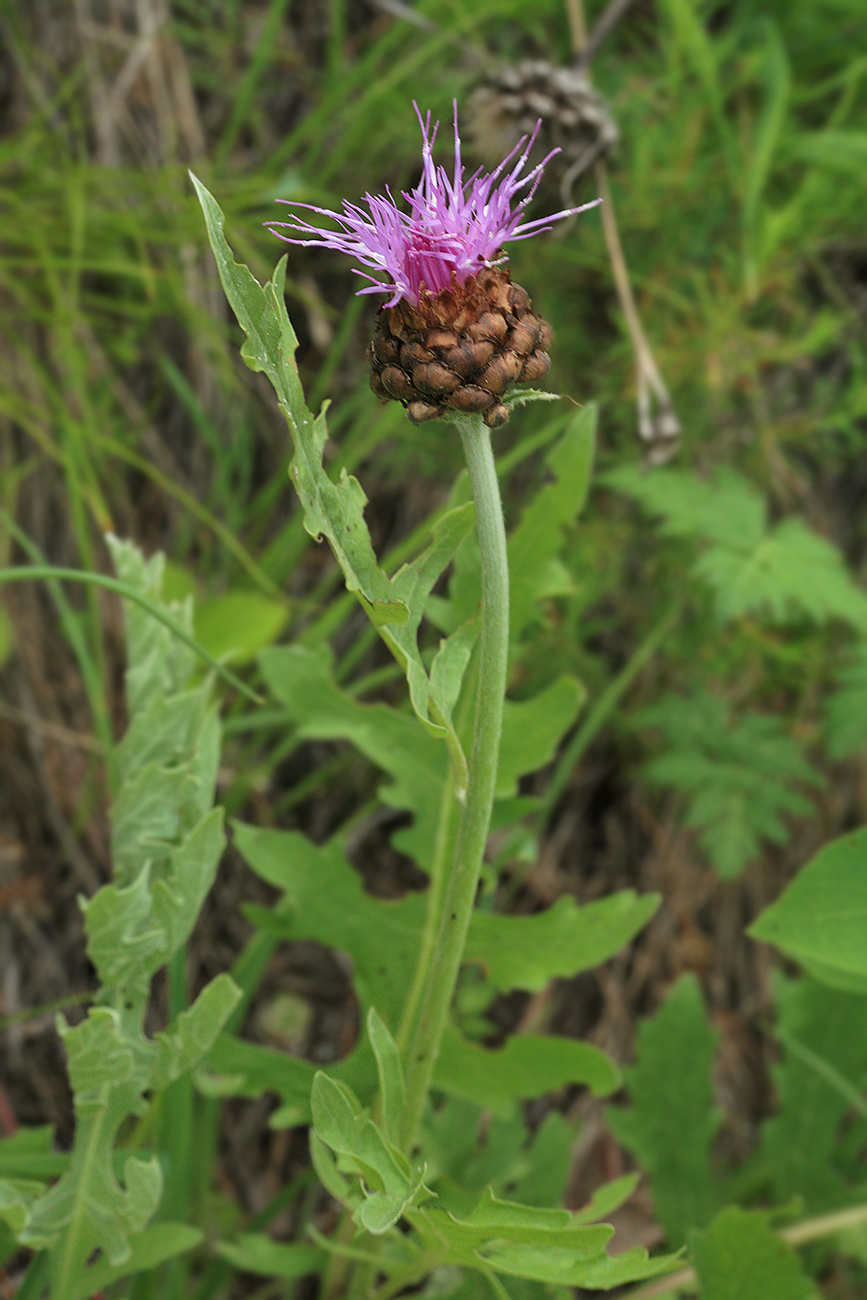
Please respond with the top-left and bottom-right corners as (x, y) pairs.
(399, 415), (509, 1150)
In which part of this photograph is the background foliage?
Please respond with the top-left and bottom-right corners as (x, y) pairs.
(1, 0), (866, 1297)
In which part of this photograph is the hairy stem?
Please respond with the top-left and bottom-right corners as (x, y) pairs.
(399, 415), (509, 1150)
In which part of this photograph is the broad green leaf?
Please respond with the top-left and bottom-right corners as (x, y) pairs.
(465, 891), (658, 992)
(436, 1025), (619, 1113)
(367, 1008), (406, 1147)
(109, 762), (193, 885)
(511, 1114), (580, 1209)
(749, 829), (867, 984)
(107, 537), (195, 712)
(258, 644), (446, 866)
(233, 823), (424, 1025)
(115, 686), (209, 783)
(444, 1187), (613, 1250)
(691, 1207), (814, 1300)
(194, 590), (289, 666)
(421, 1189), (678, 1288)
(151, 974), (241, 1091)
(217, 1235), (325, 1280)
(759, 976), (867, 1211)
(68, 1223), (204, 1300)
(206, 1033), (321, 1121)
(81, 869), (167, 992)
(497, 677), (586, 799)
(607, 975), (719, 1245)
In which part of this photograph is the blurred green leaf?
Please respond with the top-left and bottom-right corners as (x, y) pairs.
(607, 467), (867, 630)
(68, 1223), (204, 1300)
(607, 975), (720, 1245)
(217, 1234), (325, 1280)
(194, 590), (289, 666)
(498, 677), (586, 799)
(758, 976), (867, 1212)
(639, 690), (819, 877)
(464, 891), (659, 992)
(750, 830), (867, 987)
(824, 646), (867, 759)
(508, 405), (596, 639)
(367, 1008), (406, 1147)
(436, 1025), (619, 1114)
(691, 1207), (813, 1300)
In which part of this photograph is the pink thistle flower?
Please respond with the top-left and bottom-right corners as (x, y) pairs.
(266, 101), (600, 309)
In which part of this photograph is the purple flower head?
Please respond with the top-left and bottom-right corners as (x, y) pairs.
(266, 102), (601, 309)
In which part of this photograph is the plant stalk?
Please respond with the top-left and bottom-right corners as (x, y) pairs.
(398, 415), (509, 1150)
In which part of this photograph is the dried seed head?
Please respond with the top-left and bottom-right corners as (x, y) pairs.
(467, 60), (619, 187)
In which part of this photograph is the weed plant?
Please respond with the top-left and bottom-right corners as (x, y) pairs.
(1, 2), (867, 1299)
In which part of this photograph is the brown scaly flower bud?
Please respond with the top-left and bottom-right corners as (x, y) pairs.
(369, 266), (552, 429)
(267, 101), (600, 429)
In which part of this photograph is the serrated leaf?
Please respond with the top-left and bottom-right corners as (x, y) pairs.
(258, 644), (446, 867)
(191, 175), (477, 777)
(607, 975), (719, 1245)
(508, 406), (596, 638)
(115, 686), (210, 784)
(606, 466), (867, 629)
(106, 537), (195, 712)
(465, 891), (658, 992)
(696, 515), (867, 629)
(85, 809), (226, 987)
(68, 1222), (203, 1300)
(151, 974), (241, 1091)
(233, 823), (424, 1028)
(640, 690), (820, 877)
(207, 1032), (322, 1120)
(691, 1207), (814, 1300)
(422, 1189), (677, 1289)
(60, 1009), (136, 1097)
(749, 829), (867, 984)
(150, 807), (226, 962)
(436, 1024), (619, 1113)
(759, 975), (867, 1211)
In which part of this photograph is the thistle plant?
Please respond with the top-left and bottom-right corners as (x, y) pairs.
(268, 102), (598, 430)
(183, 103), (682, 1298)
(266, 102), (604, 1145)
